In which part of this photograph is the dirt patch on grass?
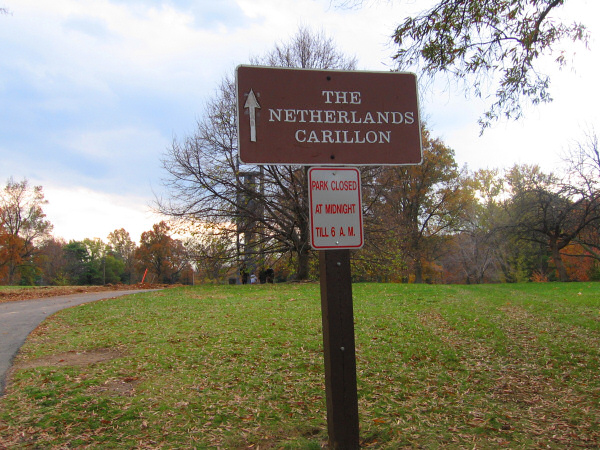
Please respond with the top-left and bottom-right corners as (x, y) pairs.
(8, 349), (143, 398)
(87, 377), (140, 397)
(13, 348), (125, 370)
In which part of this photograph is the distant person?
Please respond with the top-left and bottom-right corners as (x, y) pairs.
(265, 268), (274, 283)
(250, 274), (257, 284)
(240, 265), (249, 284)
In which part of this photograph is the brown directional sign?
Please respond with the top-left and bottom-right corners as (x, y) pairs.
(236, 65), (422, 165)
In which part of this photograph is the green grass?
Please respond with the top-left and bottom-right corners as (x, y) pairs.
(1, 282), (599, 448)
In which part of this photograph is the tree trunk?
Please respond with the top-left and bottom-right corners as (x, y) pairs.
(414, 258), (424, 284)
(297, 247), (310, 280)
(550, 240), (569, 282)
(7, 261), (17, 285)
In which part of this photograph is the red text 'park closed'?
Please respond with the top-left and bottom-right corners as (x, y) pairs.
(309, 167), (363, 250)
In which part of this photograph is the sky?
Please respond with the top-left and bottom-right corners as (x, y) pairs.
(1, 0), (599, 243)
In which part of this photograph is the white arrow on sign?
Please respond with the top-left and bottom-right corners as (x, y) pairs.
(244, 89), (260, 142)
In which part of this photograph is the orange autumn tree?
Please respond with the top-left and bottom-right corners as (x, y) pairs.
(0, 235), (24, 283)
(135, 221), (189, 284)
(561, 242), (595, 281)
(0, 178), (53, 284)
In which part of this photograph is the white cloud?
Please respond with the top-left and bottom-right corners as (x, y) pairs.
(43, 185), (164, 242)
(58, 125), (167, 166)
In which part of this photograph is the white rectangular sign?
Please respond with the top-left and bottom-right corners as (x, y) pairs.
(309, 167), (363, 250)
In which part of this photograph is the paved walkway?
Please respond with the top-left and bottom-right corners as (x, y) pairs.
(0, 289), (159, 396)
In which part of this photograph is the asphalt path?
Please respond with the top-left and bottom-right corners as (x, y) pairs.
(0, 289), (159, 397)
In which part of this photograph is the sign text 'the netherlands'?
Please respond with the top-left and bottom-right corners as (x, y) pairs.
(236, 66), (422, 165)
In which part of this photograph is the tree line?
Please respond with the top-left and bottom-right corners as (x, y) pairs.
(159, 120), (600, 284)
(0, 182), (196, 286)
(358, 128), (600, 283)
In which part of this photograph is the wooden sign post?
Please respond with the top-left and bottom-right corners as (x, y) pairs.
(319, 248), (359, 448)
(236, 65), (421, 448)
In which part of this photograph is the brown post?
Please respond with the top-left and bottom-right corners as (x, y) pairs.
(319, 249), (359, 449)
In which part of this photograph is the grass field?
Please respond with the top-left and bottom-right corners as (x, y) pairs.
(1, 282), (599, 448)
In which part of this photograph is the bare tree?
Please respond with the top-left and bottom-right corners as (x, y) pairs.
(563, 130), (600, 263)
(158, 28), (357, 280)
(254, 26), (357, 70)
(442, 232), (499, 284)
(564, 128), (600, 196)
(184, 229), (236, 283)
